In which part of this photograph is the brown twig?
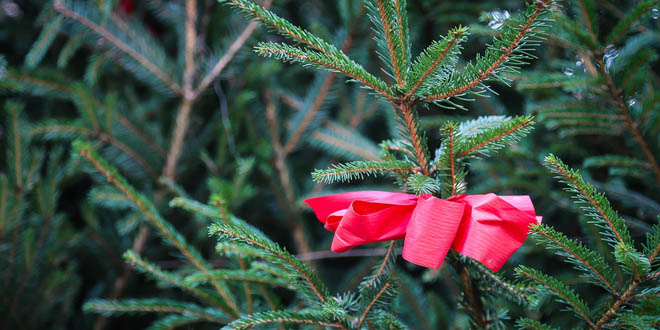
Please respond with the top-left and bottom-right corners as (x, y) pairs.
(163, 98), (194, 179)
(163, 0), (198, 179)
(396, 103), (429, 175)
(264, 91), (315, 259)
(194, 0), (273, 97)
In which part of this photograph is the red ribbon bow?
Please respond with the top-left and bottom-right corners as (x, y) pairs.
(305, 191), (541, 272)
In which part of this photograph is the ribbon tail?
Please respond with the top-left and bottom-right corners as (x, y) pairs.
(451, 194), (539, 272)
(402, 195), (465, 269)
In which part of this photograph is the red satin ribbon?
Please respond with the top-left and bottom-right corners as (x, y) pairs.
(305, 191), (541, 272)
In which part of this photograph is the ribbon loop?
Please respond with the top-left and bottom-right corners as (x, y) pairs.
(305, 191), (540, 272)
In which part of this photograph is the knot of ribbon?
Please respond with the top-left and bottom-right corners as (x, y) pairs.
(305, 191), (542, 272)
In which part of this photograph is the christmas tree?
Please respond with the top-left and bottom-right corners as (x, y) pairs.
(1, 0), (659, 329)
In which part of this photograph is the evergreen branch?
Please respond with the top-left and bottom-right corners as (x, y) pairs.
(583, 155), (650, 171)
(83, 298), (229, 323)
(237, 258), (253, 314)
(457, 116), (534, 159)
(4, 71), (73, 94)
(614, 243), (650, 279)
(366, 241), (396, 288)
(255, 42), (394, 98)
(184, 269), (290, 288)
(605, 0), (659, 46)
(406, 174), (439, 195)
(406, 27), (467, 98)
(262, 91), (316, 259)
(312, 160), (416, 183)
(215, 242), (278, 262)
(645, 220), (660, 265)
(595, 56), (660, 185)
(532, 224), (617, 295)
(356, 281), (393, 330)
(371, 0), (405, 85)
(576, 0), (598, 45)
(516, 318), (560, 330)
(96, 133), (159, 181)
(423, 0), (552, 102)
(53, 1), (182, 94)
(220, 310), (341, 330)
(595, 277), (643, 328)
(469, 259), (530, 304)
(310, 128), (381, 161)
(221, 0), (342, 58)
(115, 114), (166, 158)
(72, 84), (101, 132)
(397, 272), (433, 329)
(514, 72), (600, 90)
(453, 256), (488, 328)
(393, 0), (409, 71)
(516, 266), (595, 328)
(7, 102), (23, 192)
(544, 154), (633, 247)
(122, 250), (229, 311)
(209, 223), (328, 303)
(309, 121), (381, 161)
(74, 141), (240, 316)
(195, 15), (264, 97)
(146, 314), (202, 330)
(25, 15), (63, 68)
(30, 125), (158, 180)
(284, 73), (335, 154)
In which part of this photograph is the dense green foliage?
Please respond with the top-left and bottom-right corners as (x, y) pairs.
(1, 0), (660, 329)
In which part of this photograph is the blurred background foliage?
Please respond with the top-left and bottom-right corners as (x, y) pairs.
(1, 0), (659, 329)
